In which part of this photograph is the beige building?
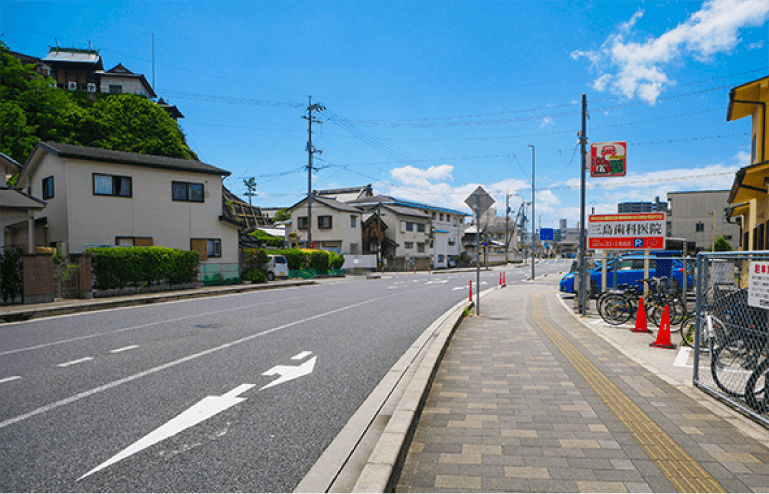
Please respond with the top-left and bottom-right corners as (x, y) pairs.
(667, 190), (739, 251)
(13, 142), (239, 273)
(288, 195), (362, 254)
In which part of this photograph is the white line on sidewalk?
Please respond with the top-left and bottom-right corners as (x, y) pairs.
(57, 357), (94, 368)
(109, 345), (139, 354)
(673, 347), (692, 368)
(0, 376), (21, 384)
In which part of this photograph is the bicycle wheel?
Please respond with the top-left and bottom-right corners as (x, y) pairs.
(710, 334), (760, 399)
(600, 295), (634, 325)
(745, 359), (769, 414)
(666, 297), (688, 327)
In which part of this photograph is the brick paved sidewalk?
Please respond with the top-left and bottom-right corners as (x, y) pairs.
(395, 283), (769, 493)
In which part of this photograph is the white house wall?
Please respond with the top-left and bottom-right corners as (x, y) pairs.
(28, 154), (236, 265)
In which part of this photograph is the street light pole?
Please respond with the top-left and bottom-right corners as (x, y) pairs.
(528, 145), (535, 280)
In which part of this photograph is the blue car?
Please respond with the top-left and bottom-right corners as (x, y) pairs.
(560, 254), (693, 297)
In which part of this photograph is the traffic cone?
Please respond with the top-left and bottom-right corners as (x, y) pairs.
(631, 297), (652, 333)
(651, 305), (676, 349)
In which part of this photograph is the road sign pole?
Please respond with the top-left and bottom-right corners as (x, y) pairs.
(475, 194), (481, 316)
(579, 93), (588, 315)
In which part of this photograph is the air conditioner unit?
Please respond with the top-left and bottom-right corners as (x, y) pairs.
(68, 82), (77, 91)
(87, 83), (96, 93)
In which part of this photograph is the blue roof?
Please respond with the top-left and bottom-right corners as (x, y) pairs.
(390, 198), (469, 217)
(434, 229), (450, 233)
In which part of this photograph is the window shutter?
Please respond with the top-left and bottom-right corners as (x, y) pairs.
(191, 239), (208, 260)
(135, 237), (153, 247)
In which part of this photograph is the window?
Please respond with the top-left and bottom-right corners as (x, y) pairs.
(432, 212), (436, 219)
(172, 181), (204, 202)
(351, 215), (357, 228)
(405, 242), (414, 249)
(448, 238), (455, 246)
(297, 216), (308, 230)
(438, 255), (445, 263)
(417, 242), (425, 253)
(42, 176), (54, 199)
(109, 84), (122, 94)
(454, 218), (458, 226)
(440, 213), (444, 221)
(417, 223), (425, 232)
(116, 237), (153, 247)
(350, 243), (359, 255)
(406, 222), (414, 231)
(94, 174), (132, 197)
(190, 238), (221, 259)
(318, 216), (332, 229)
(696, 222), (705, 232)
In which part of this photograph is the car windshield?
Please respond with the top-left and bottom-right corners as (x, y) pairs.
(273, 256), (287, 264)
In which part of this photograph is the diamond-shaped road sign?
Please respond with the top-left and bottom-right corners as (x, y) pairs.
(465, 186), (495, 217)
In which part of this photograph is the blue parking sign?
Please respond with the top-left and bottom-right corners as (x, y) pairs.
(633, 238), (644, 248)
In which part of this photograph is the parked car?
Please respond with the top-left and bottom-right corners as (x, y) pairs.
(266, 255), (289, 281)
(447, 257), (458, 268)
(559, 253), (692, 297)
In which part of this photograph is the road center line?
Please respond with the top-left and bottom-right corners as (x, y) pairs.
(57, 357), (94, 368)
(109, 345), (139, 354)
(0, 292), (401, 431)
(0, 376), (22, 384)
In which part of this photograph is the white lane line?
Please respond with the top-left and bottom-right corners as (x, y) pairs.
(0, 291), (401, 431)
(673, 347), (692, 368)
(57, 357), (94, 368)
(0, 376), (22, 384)
(109, 345), (139, 354)
(0, 293), (313, 357)
(291, 351), (312, 360)
(452, 286), (466, 291)
(388, 286), (398, 290)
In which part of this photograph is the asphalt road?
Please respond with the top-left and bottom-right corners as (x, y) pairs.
(0, 261), (569, 492)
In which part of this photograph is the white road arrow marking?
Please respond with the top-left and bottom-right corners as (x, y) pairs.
(291, 351), (312, 360)
(425, 280), (448, 285)
(78, 383), (255, 480)
(452, 286), (466, 291)
(261, 356), (317, 390)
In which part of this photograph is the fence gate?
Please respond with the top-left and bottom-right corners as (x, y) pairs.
(693, 251), (769, 426)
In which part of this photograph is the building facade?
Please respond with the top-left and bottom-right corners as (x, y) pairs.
(667, 190), (739, 252)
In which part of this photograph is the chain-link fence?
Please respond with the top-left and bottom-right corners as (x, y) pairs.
(692, 252), (769, 426)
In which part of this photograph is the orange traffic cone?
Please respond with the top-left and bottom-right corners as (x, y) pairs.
(651, 305), (676, 349)
(631, 297), (652, 333)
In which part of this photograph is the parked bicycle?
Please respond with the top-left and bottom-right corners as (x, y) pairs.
(597, 277), (687, 327)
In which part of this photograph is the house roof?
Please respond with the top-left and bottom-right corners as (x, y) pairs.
(22, 142), (230, 181)
(100, 64), (157, 98)
(0, 186), (47, 210)
(221, 185), (269, 229)
(315, 184), (373, 202)
(289, 195), (363, 213)
(727, 159), (769, 205)
(157, 98), (184, 119)
(381, 203), (431, 219)
(348, 195), (469, 217)
(1, 153), (23, 175)
(727, 75), (769, 122)
(43, 47), (103, 69)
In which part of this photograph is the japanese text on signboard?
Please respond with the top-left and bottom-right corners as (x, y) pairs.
(749, 261), (769, 309)
(588, 213), (665, 250)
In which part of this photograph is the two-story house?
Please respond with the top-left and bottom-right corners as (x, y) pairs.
(1, 153), (46, 253)
(14, 142), (239, 276)
(726, 75), (769, 250)
(287, 195), (362, 254)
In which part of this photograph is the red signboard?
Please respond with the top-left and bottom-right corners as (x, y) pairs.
(588, 213), (665, 250)
(590, 142), (627, 177)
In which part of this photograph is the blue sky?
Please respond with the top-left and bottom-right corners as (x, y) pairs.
(3, 0), (769, 228)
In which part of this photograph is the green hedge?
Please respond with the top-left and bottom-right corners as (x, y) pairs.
(248, 229), (285, 248)
(266, 248), (344, 273)
(85, 246), (199, 289)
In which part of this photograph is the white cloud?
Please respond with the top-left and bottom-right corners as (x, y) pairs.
(389, 164), (453, 187)
(540, 117), (554, 128)
(572, 0), (769, 103)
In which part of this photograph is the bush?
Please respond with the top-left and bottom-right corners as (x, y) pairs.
(242, 248), (269, 271)
(248, 229), (284, 248)
(85, 246), (199, 289)
(310, 251), (329, 273)
(0, 247), (23, 302)
(241, 268), (266, 283)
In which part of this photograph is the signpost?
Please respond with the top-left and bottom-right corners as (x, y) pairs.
(465, 187), (495, 315)
(590, 142), (627, 178)
(588, 213), (665, 250)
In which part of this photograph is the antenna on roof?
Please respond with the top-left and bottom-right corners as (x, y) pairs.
(55, 39), (60, 49)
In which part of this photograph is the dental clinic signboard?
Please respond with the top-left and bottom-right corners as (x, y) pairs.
(588, 213), (665, 250)
(591, 142), (627, 177)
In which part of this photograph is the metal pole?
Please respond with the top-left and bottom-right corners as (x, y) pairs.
(528, 145), (535, 280)
(475, 196), (481, 315)
(579, 94), (588, 315)
(505, 192), (509, 264)
(307, 96), (313, 249)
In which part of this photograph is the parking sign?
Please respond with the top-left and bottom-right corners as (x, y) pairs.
(588, 213), (665, 250)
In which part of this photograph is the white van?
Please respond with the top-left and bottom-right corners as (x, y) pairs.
(266, 255), (289, 281)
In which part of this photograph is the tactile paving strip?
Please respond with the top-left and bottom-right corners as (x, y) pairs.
(532, 293), (725, 493)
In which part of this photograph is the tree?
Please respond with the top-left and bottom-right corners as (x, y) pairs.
(0, 41), (196, 163)
(710, 236), (733, 252)
(273, 208), (290, 222)
(243, 177), (257, 205)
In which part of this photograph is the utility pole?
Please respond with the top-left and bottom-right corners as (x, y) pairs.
(578, 94), (588, 315)
(528, 145), (535, 280)
(303, 96), (325, 248)
(505, 191), (510, 264)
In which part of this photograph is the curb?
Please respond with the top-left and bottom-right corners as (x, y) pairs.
(0, 280), (317, 323)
